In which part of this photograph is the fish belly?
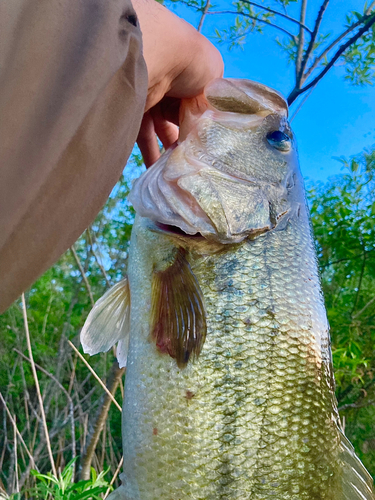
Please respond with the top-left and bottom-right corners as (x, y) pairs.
(116, 214), (373, 500)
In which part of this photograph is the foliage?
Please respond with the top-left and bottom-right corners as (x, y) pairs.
(344, 11), (375, 85)
(28, 460), (110, 500)
(0, 155), (143, 497)
(308, 146), (375, 473)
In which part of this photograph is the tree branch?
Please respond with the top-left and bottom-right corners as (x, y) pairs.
(208, 11), (297, 40)
(197, 0), (210, 32)
(304, 14), (373, 81)
(352, 295), (375, 319)
(320, 251), (366, 268)
(366, 1), (375, 15)
(70, 244), (95, 307)
(14, 349), (76, 472)
(287, 12), (375, 104)
(289, 83), (316, 122)
(239, 0), (312, 33)
(86, 228), (111, 288)
(80, 360), (124, 480)
(351, 250), (367, 316)
(298, 0), (330, 85)
(22, 294), (57, 477)
(296, 0), (308, 79)
(67, 340), (122, 412)
(338, 399), (375, 412)
(0, 392), (38, 472)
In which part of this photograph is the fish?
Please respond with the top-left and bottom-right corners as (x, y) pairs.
(80, 78), (375, 500)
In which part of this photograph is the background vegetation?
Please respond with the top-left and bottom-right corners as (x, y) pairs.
(1, 0), (375, 498)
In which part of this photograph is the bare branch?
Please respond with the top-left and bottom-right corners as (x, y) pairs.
(70, 244), (95, 307)
(304, 14), (372, 81)
(14, 349), (76, 469)
(13, 414), (19, 494)
(351, 250), (367, 316)
(87, 228), (111, 288)
(353, 295), (375, 319)
(288, 12), (375, 104)
(103, 456), (124, 499)
(22, 294), (57, 476)
(298, 0), (330, 84)
(0, 392), (38, 472)
(80, 361), (124, 480)
(338, 399), (375, 411)
(320, 251), (367, 268)
(239, 0), (312, 33)
(67, 340), (122, 412)
(208, 11), (297, 40)
(289, 83), (316, 122)
(197, 0), (210, 32)
(296, 0), (308, 78)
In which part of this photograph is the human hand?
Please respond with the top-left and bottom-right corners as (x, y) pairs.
(133, 0), (224, 167)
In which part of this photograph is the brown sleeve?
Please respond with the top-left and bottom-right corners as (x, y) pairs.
(0, 0), (148, 312)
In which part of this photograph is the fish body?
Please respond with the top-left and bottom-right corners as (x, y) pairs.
(81, 79), (375, 500)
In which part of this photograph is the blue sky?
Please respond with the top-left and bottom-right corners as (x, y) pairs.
(166, 0), (375, 182)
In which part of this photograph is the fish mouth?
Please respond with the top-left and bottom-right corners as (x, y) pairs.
(154, 222), (204, 239)
(152, 221), (272, 250)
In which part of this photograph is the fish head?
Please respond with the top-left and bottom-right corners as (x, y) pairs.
(130, 78), (302, 244)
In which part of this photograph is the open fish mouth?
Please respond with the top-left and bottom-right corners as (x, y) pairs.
(129, 78), (300, 245)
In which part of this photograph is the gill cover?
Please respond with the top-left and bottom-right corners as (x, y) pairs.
(130, 78), (298, 244)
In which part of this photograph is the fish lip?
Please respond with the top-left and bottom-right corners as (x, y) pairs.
(152, 222), (205, 240)
(153, 220), (271, 244)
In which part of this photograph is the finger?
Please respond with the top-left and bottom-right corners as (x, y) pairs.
(155, 118), (179, 150)
(137, 112), (160, 168)
(152, 105), (179, 150)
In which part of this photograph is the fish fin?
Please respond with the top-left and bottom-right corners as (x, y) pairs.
(80, 278), (130, 366)
(337, 430), (375, 500)
(116, 337), (129, 369)
(151, 248), (206, 368)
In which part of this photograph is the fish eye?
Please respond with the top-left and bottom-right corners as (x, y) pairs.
(266, 130), (291, 152)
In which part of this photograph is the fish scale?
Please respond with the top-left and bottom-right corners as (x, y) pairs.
(116, 208), (341, 500)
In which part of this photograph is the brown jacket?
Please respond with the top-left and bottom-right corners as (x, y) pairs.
(0, 0), (148, 312)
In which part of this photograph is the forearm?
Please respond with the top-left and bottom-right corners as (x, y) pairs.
(0, 0), (137, 241)
(0, 0), (147, 312)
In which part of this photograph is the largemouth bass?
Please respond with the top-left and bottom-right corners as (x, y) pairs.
(81, 79), (375, 500)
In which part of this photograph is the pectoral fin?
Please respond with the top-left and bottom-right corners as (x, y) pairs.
(151, 248), (206, 368)
(80, 278), (130, 368)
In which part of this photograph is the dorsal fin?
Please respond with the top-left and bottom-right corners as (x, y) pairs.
(151, 248), (206, 368)
(80, 278), (130, 368)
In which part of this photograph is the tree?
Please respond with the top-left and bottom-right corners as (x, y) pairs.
(166, 0), (375, 104)
(309, 146), (375, 473)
